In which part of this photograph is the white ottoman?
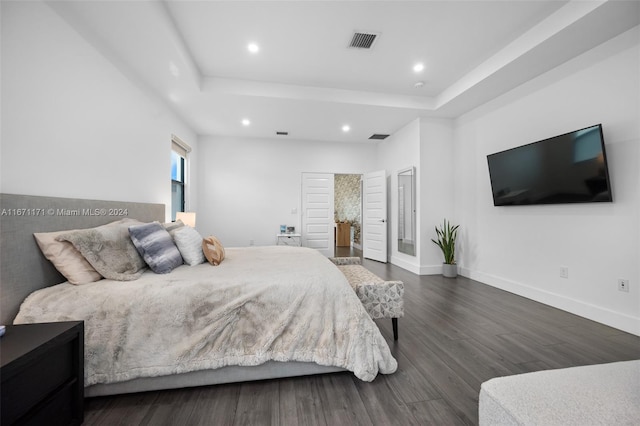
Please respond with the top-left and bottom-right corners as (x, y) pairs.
(479, 360), (640, 425)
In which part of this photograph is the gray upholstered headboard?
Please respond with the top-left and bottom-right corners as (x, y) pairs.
(0, 194), (165, 324)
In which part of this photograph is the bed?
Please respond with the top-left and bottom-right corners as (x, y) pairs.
(1, 193), (397, 397)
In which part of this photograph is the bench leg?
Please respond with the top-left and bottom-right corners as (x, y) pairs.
(392, 318), (398, 340)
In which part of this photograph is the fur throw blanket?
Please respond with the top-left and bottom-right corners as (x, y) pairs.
(15, 246), (397, 386)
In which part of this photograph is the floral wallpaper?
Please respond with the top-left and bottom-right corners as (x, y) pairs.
(334, 174), (361, 244)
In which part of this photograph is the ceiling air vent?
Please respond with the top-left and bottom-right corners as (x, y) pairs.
(369, 134), (390, 140)
(276, 131), (289, 136)
(349, 32), (379, 49)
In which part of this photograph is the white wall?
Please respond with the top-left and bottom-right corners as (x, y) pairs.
(197, 135), (377, 247)
(454, 27), (640, 335)
(1, 1), (196, 220)
(419, 118), (455, 273)
(377, 119), (421, 272)
(377, 117), (456, 275)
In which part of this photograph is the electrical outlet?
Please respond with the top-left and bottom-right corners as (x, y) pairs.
(560, 266), (569, 279)
(249, 239), (254, 246)
(618, 279), (629, 292)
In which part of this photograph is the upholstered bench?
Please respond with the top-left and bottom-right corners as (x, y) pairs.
(329, 257), (404, 340)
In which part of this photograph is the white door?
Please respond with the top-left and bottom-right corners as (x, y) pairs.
(363, 170), (387, 262)
(301, 173), (334, 257)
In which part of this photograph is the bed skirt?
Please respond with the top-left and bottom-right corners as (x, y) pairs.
(86, 361), (345, 397)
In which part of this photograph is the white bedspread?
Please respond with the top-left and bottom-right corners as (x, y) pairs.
(14, 246), (397, 386)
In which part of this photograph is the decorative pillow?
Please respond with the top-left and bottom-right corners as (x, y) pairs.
(202, 236), (225, 266)
(57, 219), (146, 281)
(172, 226), (205, 266)
(34, 230), (103, 285)
(128, 222), (184, 274)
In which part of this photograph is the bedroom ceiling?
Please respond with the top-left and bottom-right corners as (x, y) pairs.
(47, 0), (640, 143)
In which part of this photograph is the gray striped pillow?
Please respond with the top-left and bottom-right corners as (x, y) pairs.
(129, 222), (183, 274)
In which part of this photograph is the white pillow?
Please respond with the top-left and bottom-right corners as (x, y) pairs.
(172, 226), (205, 266)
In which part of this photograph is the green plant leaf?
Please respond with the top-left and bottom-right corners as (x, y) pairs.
(431, 218), (460, 264)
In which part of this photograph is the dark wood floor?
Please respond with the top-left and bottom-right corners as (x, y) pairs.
(84, 248), (640, 425)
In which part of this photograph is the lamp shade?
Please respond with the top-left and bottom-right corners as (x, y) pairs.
(176, 212), (196, 227)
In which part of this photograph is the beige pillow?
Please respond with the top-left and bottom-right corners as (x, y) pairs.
(34, 230), (103, 285)
(202, 236), (225, 266)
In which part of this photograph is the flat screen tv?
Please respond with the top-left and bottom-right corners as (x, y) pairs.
(487, 124), (612, 206)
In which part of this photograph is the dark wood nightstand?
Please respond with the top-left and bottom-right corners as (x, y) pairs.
(1, 321), (84, 426)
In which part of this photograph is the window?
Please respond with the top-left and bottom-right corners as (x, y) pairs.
(171, 136), (190, 221)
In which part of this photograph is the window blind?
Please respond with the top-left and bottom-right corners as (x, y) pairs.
(171, 135), (191, 157)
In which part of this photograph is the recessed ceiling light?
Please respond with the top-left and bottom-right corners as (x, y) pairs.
(247, 43), (259, 54)
(413, 63), (424, 73)
(342, 125), (351, 132)
(241, 118), (251, 126)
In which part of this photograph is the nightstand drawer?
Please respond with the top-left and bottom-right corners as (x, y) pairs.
(2, 340), (74, 424)
(22, 380), (76, 426)
(1, 322), (84, 426)
(276, 233), (301, 246)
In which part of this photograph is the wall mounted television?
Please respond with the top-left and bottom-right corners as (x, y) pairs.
(487, 124), (612, 206)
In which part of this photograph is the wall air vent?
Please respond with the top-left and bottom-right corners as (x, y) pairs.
(276, 131), (289, 136)
(349, 32), (379, 49)
(369, 134), (390, 140)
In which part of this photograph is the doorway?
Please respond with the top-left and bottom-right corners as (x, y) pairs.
(334, 174), (362, 250)
(301, 171), (387, 261)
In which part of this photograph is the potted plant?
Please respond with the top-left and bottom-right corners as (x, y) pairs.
(431, 219), (460, 278)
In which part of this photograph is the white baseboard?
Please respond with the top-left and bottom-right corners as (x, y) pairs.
(419, 265), (443, 275)
(389, 256), (421, 274)
(389, 257), (443, 276)
(458, 267), (640, 337)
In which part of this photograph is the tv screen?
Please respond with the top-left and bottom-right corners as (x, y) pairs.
(487, 124), (612, 206)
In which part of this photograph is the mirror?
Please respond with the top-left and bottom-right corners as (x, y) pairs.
(398, 167), (416, 256)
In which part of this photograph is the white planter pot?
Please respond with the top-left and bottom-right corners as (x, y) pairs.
(442, 263), (458, 278)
